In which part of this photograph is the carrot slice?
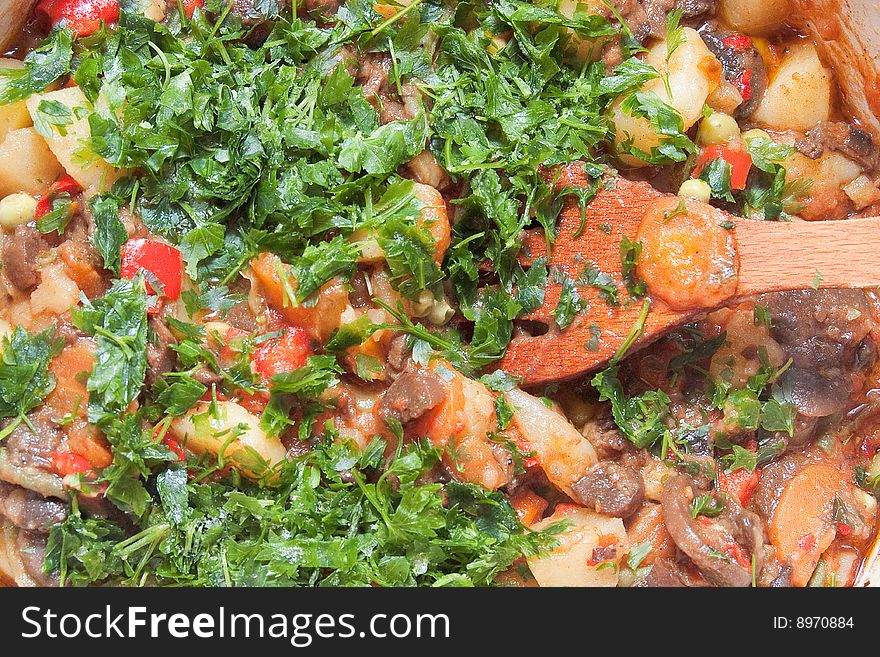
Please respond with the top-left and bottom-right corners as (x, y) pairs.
(769, 463), (846, 587)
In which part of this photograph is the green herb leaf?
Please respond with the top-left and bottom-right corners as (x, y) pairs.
(73, 277), (149, 424)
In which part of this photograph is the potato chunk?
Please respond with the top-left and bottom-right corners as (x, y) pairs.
(171, 400), (287, 478)
(717, 0), (791, 36)
(0, 59), (33, 142)
(611, 28), (721, 166)
(527, 506), (627, 587)
(0, 127), (63, 196)
(25, 86), (126, 197)
(752, 42), (832, 132)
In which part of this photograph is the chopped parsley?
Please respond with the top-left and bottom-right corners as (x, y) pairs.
(73, 277), (149, 425)
(0, 328), (64, 440)
(46, 436), (561, 586)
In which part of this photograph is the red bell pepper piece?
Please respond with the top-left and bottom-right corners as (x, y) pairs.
(722, 35), (753, 52)
(51, 450), (93, 476)
(252, 327), (313, 382)
(693, 143), (753, 190)
(182, 0), (204, 18)
(237, 390), (270, 414)
(723, 541), (752, 569)
(717, 467), (762, 506)
(36, 0), (119, 37)
(120, 238), (183, 301)
(163, 436), (186, 462)
(152, 421), (187, 462)
(34, 174), (81, 220)
(733, 69), (753, 102)
(219, 326), (250, 363)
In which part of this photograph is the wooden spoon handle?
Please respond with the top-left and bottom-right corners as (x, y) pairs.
(735, 216), (880, 296)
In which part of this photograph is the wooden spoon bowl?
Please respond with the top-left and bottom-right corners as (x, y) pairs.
(498, 165), (880, 385)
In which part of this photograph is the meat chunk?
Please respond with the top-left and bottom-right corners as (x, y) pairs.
(0, 481), (66, 532)
(581, 410), (630, 458)
(756, 290), (876, 418)
(572, 461), (644, 518)
(606, 0), (715, 45)
(225, 301), (258, 332)
(642, 557), (688, 587)
(299, 0), (341, 18)
(699, 21), (768, 117)
(356, 53), (392, 102)
(2, 224), (47, 291)
(796, 121), (878, 171)
(229, 0), (288, 23)
(385, 333), (413, 379)
(146, 316), (177, 387)
(609, 0), (675, 42)
(676, 0), (716, 16)
(377, 366), (445, 425)
(3, 407), (63, 471)
(347, 272), (370, 309)
(191, 366), (222, 387)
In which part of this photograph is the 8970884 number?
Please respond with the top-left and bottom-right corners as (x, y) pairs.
(796, 617), (854, 629)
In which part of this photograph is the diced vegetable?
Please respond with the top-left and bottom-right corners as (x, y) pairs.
(510, 488), (549, 526)
(30, 262), (80, 316)
(35, 0), (119, 37)
(678, 178), (711, 202)
(182, 0), (203, 18)
(752, 41), (832, 132)
(50, 450), (92, 476)
(527, 505), (628, 587)
(505, 388), (598, 498)
(25, 86), (126, 197)
(45, 337), (93, 419)
(252, 327), (313, 383)
(34, 173), (80, 219)
(66, 422), (113, 469)
(716, 467), (761, 506)
(693, 144), (752, 190)
(0, 59), (32, 142)
(0, 193), (37, 229)
(635, 196), (738, 310)
(698, 112), (740, 146)
(721, 35), (753, 52)
(250, 252), (350, 342)
(843, 175), (880, 210)
(0, 127), (62, 197)
(120, 238), (183, 301)
(171, 400), (287, 478)
(769, 463), (846, 587)
(717, 0), (791, 36)
(611, 28), (721, 166)
(412, 360), (511, 490)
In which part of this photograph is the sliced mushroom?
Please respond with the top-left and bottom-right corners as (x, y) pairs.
(757, 290), (875, 420)
(661, 474), (765, 587)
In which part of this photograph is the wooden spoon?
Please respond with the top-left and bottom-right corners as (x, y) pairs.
(0, 0), (38, 53)
(498, 164), (880, 385)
